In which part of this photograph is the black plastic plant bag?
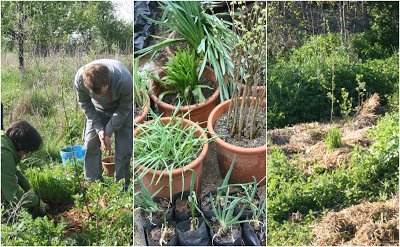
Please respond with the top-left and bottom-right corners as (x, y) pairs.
(145, 221), (178, 246)
(176, 218), (211, 246)
(242, 222), (261, 246)
(209, 223), (242, 246)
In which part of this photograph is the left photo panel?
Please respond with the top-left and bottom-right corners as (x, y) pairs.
(1, 1), (134, 246)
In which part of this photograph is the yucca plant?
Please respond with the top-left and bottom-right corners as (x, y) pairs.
(135, 1), (234, 101)
(158, 48), (211, 105)
(227, 1), (267, 141)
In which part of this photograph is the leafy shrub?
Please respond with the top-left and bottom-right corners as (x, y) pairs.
(1, 208), (74, 246)
(325, 127), (342, 150)
(267, 33), (399, 128)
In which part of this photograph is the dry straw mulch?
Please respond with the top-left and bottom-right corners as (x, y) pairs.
(268, 94), (382, 171)
(312, 197), (399, 246)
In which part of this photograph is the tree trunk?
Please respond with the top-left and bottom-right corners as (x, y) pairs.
(17, 1), (25, 71)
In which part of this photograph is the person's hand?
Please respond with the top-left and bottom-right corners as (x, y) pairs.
(98, 130), (111, 152)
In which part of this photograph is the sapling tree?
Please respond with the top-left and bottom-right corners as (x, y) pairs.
(227, 2), (267, 140)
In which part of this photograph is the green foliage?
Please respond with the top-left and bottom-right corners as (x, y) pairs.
(267, 216), (314, 246)
(134, 58), (149, 108)
(1, 208), (75, 246)
(134, 108), (209, 201)
(325, 127), (342, 150)
(72, 178), (133, 246)
(267, 114), (399, 222)
(161, 48), (208, 105)
(25, 164), (78, 206)
(136, 1), (234, 101)
(267, 33), (398, 128)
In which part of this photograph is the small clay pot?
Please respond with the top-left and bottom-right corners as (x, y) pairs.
(135, 117), (208, 199)
(207, 98), (266, 184)
(149, 67), (219, 128)
(134, 93), (150, 125)
(102, 156), (115, 176)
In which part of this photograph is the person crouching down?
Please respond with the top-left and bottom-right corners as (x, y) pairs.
(1, 120), (48, 217)
(74, 59), (133, 189)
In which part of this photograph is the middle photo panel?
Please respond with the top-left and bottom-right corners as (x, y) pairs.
(133, 1), (266, 246)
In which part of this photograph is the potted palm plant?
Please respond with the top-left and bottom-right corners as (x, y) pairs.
(134, 58), (150, 125)
(135, 1), (234, 102)
(207, 2), (267, 184)
(134, 108), (209, 201)
(150, 48), (219, 128)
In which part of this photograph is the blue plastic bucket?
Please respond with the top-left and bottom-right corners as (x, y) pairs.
(60, 145), (86, 166)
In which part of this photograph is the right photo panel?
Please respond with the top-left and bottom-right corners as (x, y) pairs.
(267, 1), (399, 246)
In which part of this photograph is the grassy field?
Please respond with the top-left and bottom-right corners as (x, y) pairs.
(2, 51), (132, 165)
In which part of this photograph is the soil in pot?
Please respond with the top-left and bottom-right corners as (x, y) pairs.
(102, 156), (115, 176)
(210, 218), (242, 246)
(176, 218), (211, 246)
(146, 221), (178, 246)
(214, 106), (266, 148)
(242, 221), (266, 246)
(173, 192), (192, 222)
(161, 78), (215, 106)
(142, 197), (172, 230)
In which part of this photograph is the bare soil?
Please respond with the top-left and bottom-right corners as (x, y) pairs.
(214, 106), (266, 148)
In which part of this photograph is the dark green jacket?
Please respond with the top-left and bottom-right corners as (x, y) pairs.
(1, 131), (39, 208)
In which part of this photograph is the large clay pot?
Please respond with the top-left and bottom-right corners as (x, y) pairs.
(134, 93), (150, 125)
(207, 98), (266, 184)
(135, 117), (209, 199)
(149, 67), (219, 128)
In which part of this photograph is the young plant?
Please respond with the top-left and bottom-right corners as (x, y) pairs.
(134, 58), (149, 108)
(134, 179), (166, 219)
(325, 127), (342, 150)
(160, 48), (210, 105)
(135, 1), (234, 101)
(227, 2), (266, 140)
(134, 107), (210, 202)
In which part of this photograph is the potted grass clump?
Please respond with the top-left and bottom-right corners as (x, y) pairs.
(175, 169), (211, 246)
(135, 1), (234, 102)
(208, 2), (267, 184)
(134, 107), (209, 201)
(134, 179), (172, 230)
(134, 58), (150, 125)
(150, 48), (219, 128)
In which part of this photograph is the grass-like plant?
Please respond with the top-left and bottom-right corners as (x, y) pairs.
(134, 107), (209, 201)
(135, 1), (234, 101)
(134, 58), (149, 108)
(134, 179), (165, 217)
(159, 48), (210, 105)
(325, 127), (342, 150)
(227, 2), (267, 140)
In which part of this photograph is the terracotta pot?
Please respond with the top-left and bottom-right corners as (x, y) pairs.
(135, 117), (209, 199)
(102, 156), (115, 176)
(149, 67), (219, 128)
(207, 98), (266, 184)
(134, 93), (150, 125)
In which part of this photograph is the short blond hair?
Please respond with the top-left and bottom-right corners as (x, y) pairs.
(83, 64), (110, 94)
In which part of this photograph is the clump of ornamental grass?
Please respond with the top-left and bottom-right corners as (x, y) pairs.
(227, 2), (267, 141)
(134, 108), (210, 201)
(325, 127), (342, 150)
